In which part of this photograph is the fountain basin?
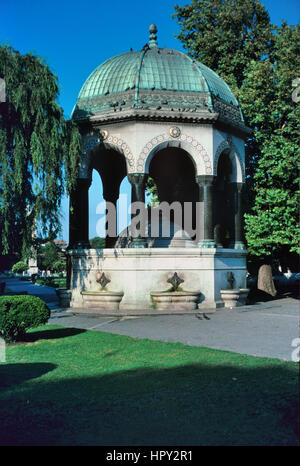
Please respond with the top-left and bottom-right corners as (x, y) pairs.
(220, 288), (249, 308)
(81, 290), (124, 310)
(150, 291), (201, 311)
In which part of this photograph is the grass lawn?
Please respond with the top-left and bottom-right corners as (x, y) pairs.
(0, 325), (298, 446)
(35, 277), (67, 288)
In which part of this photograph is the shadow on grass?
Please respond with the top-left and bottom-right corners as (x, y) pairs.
(24, 327), (86, 342)
(0, 362), (57, 389)
(0, 362), (298, 446)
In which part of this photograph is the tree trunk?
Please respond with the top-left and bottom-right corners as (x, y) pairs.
(257, 264), (277, 296)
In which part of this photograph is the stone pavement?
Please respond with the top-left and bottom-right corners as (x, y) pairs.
(2, 278), (299, 361)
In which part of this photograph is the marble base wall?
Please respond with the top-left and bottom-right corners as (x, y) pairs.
(68, 248), (247, 312)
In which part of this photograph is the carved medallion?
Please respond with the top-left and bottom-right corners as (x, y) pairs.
(169, 126), (181, 138)
(100, 129), (108, 140)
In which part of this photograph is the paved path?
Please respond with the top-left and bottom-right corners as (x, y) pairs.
(2, 277), (61, 311)
(2, 278), (299, 361)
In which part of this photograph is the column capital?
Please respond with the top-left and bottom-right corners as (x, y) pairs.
(127, 173), (148, 185)
(195, 175), (216, 186)
(229, 181), (244, 191)
(236, 182), (244, 192)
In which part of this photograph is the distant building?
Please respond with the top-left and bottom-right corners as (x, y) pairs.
(53, 240), (67, 250)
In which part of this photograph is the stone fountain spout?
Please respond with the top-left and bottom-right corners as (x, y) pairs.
(81, 271), (124, 312)
(151, 272), (201, 311)
(220, 271), (249, 308)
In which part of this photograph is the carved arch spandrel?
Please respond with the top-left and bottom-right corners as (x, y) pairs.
(78, 134), (135, 179)
(136, 133), (212, 176)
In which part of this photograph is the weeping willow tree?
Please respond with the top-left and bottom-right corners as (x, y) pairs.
(0, 44), (82, 258)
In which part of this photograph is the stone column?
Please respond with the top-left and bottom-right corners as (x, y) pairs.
(230, 182), (246, 249)
(68, 178), (91, 249)
(103, 190), (118, 248)
(128, 173), (148, 248)
(195, 175), (216, 248)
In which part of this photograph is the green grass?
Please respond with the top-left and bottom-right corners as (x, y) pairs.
(0, 325), (298, 446)
(35, 277), (67, 288)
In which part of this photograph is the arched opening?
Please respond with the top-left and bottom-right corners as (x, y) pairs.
(148, 147), (199, 240)
(89, 169), (104, 241)
(214, 151), (235, 247)
(89, 144), (127, 247)
(117, 177), (131, 234)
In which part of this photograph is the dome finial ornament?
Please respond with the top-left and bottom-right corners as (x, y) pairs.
(149, 23), (158, 48)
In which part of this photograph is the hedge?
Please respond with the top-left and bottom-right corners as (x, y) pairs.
(0, 295), (50, 342)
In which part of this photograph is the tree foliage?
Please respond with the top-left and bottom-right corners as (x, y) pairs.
(38, 242), (66, 272)
(0, 44), (82, 257)
(51, 260), (66, 273)
(89, 237), (106, 249)
(242, 23), (300, 257)
(174, 0), (273, 97)
(11, 260), (28, 274)
(145, 176), (159, 206)
(173, 0), (300, 262)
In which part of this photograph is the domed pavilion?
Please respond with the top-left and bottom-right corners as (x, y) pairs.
(67, 24), (250, 312)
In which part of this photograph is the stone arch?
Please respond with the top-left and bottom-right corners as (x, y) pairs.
(78, 133), (135, 179)
(214, 139), (244, 183)
(137, 133), (212, 175)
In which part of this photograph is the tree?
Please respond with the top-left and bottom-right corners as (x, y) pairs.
(173, 0), (273, 100)
(39, 242), (66, 272)
(0, 44), (82, 258)
(173, 0), (300, 293)
(52, 260), (66, 274)
(12, 260), (28, 274)
(243, 24), (300, 270)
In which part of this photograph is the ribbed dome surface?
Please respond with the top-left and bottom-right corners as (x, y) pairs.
(72, 25), (242, 122)
(78, 49), (238, 104)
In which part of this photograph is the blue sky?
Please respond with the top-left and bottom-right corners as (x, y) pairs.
(1, 0), (299, 241)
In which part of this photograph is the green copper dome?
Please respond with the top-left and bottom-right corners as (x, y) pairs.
(72, 25), (243, 125)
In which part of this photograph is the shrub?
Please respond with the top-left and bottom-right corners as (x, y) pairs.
(0, 295), (50, 342)
(12, 261), (29, 274)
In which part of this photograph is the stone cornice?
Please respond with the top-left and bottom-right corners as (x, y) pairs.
(87, 108), (219, 124)
(67, 247), (248, 259)
(74, 108), (251, 138)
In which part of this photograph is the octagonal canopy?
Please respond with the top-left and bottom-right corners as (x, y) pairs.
(72, 25), (244, 126)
